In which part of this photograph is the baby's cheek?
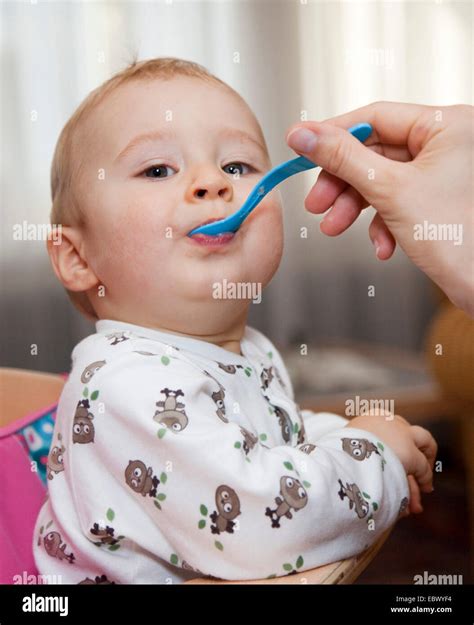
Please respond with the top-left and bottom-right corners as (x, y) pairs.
(245, 198), (283, 282)
(99, 213), (170, 288)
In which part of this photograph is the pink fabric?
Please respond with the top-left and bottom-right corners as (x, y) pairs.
(0, 372), (66, 584)
(0, 433), (46, 583)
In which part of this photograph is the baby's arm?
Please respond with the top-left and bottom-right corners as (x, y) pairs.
(299, 409), (349, 440)
(75, 352), (409, 581)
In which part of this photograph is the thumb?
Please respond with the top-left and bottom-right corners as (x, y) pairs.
(286, 122), (402, 207)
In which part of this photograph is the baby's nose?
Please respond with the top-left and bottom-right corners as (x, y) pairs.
(193, 183), (232, 201)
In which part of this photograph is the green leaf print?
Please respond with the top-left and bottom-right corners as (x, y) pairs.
(267, 351), (273, 359)
(244, 368), (252, 377)
(302, 481), (311, 489)
(170, 554), (179, 565)
(83, 387), (89, 398)
(160, 472), (168, 484)
(108, 544), (120, 551)
(377, 442), (384, 451)
(296, 555), (304, 569)
(198, 520), (206, 529)
(266, 574), (277, 579)
(157, 493), (166, 501)
(215, 541), (224, 551)
(90, 390), (99, 401)
(234, 441), (241, 449)
(259, 433), (267, 442)
(106, 508), (115, 521)
(154, 500), (162, 510)
(372, 502), (379, 511)
(157, 428), (167, 439)
(161, 355), (170, 366)
(362, 492), (371, 499)
(200, 504), (208, 516)
(283, 563), (293, 572)
(293, 422), (299, 433)
(283, 461), (294, 471)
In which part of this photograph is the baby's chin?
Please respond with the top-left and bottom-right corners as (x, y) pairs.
(178, 243), (282, 302)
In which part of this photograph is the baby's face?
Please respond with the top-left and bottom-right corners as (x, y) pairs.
(79, 76), (283, 329)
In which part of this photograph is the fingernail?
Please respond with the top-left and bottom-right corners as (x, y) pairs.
(287, 128), (318, 153)
(374, 239), (381, 259)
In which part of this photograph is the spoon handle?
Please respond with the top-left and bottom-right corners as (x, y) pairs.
(188, 122), (372, 236)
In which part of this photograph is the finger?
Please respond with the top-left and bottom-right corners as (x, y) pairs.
(412, 450), (434, 493)
(305, 170), (349, 214)
(318, 101), (433, 147)
(408, 475), (423, 514)
(320, 187), (369, 236)
(305, 142), (411, 215)
(286, 121), (406, 207)
(368, 212), (397, 260)
(411, 425), (438, 472)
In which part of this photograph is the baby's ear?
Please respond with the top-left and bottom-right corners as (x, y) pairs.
(47, 226), (99, 292)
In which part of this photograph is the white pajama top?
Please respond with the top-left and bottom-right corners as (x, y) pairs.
(33, 319), (409, 584)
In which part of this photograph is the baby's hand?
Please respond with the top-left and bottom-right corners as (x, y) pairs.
(346, 414), (437, 512)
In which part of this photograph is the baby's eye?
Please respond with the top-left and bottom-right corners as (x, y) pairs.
(143, 164), (176, 179)
(222, 162), (252, 176)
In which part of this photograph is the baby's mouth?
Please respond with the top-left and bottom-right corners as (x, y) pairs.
(188, 218), (236, 246)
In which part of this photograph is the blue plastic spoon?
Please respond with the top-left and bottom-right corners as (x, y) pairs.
(188, 122), (372, 237)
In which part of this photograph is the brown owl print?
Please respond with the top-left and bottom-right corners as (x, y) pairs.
(298, 443), (316, 455)
(342, 438), (380, 461)
(181, 561), (206, 576)
(105, 332), (130, 345)
(211, 388), (227, 422)
(78, 575), (115, 585)
(89, 523), (119, 546)
(265, 476), (308, 528)
(125, 460), (159, 497)
(296, 414), (306, 445)
(80, 360), (106, 384)
(217, 362), (244, 374)
(47, 433), (65, 480)
(43, 531), (75, 563)
(153, 388), (189, 432)
(264, 395), (293, 443)
(260, 366), (274, 391)
(210, 485), (241, 534)
(337, 479), (370, 519)
(73, 400), (95, 444)
(398, 496), (409, 517)
(240, 426), (258, 455)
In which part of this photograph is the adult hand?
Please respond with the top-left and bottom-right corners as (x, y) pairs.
(286, 102), (474, 317)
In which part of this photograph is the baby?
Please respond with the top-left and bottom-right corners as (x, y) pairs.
(34, 57), (436, 584)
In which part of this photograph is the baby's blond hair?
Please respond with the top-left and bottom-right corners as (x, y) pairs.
(50, 57), (239, 321)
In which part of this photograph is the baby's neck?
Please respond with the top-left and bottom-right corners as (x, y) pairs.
(157, 326), (244, 356)
(102, 315), (246, 356)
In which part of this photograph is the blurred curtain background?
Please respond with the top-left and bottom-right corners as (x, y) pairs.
(1, 0), (472, 372)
